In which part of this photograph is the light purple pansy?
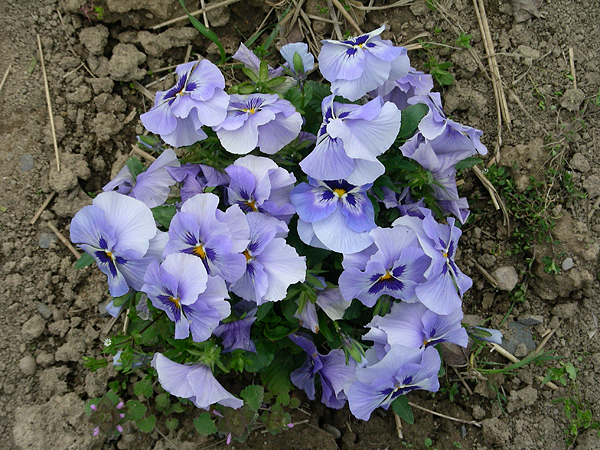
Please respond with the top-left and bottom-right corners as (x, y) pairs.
(103, 149), (180, 209)
(229, 212), (306, 305)
(280, 42), (315, 79)
(364, 302), (468, 360)
(338, 225), (430, 307)
(141, 253), (230, 342)
(141, 60), (229, 148)
(213, 308), (258, 353)
(70, 192), (160, 297)
(163, 193), (249, 284)
(233, 43), (285, 79)
(380, 186), (427, 219)
(300, 95), (401, 186)
(289, 333), (356, 409)
(393, 209), (472, 315)
(370, 67), (434, 110)
(291, 178), (376, 254)
(408, 93), (487, 156)
(346, 345), (440, 420)
(318, 25), (410, 101)
(401, 135), (473, 223)
(225, 155), (296, 223)
(152, 353), (243, 410)
(166, 163), (229, 204)
(214, 93), (302, 155)
(294, 282), (350, 333)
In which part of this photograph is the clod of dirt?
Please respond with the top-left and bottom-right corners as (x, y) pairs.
(569, 152), (590, 172)
(18, 355), (37, 376)
(35, 352), (55, 368)
(472, 405), (486, 420)
(53, 188), (93, 218)
(444, 80), (488, 118)
(38, 366), (70, 400)
(48, 152), (91, 194)
(551, 302), (578, 319)
(138, 27), (198, 58)
(517, 45), (540, 65)
(582, 174), (600, 198)
(66, 85), (92, 104)
(560, 88), (585, 112)
(207, 0), (231, 27)
(13, 393), (94, 450)
(94, 93), (127, 114)
(79, 24), (109, 56)
(512, 0), (543, 22)
(578, 428), (600, 450)
(108, 43), (146, 81)
(88, 77), (114, 94)
(482, 417), (512, 445)
(491, 265), (519, 291)
(506, 386), (538, 413)
(451, 51), (478, 78)
(92, 111), (124, 141)
(21, 315), (46, 342)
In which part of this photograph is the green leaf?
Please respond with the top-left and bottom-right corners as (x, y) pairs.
(155, 393), (170, 411)
(152, 204), (177, 229)
(165, 418), (179, 431)
(261, 350), (303, 395)
(292, 52), (304, 75)
(240, 385), (264, 412)
(391, 395), (414, 425)
(565, 362), (577, 381)
(245, 340), (275, 373)
(136, 414), (157, 433)
(178, 0), (226, 64)
(256, 302), (274, 321)
(126, 400), (147, 421)
(242, 67), (260, 82)
(265, 76), (286, 87)
(74, 252), (94, 269)
(134, 378), (153, 398)
(112, 292), (133, 308)
(398, 103), (428, 140)
(126, 157), (146, 181)
(259, 60), (269, 82)
(194, 412), (218, 435)
(455, 157), (482, 170)
(105, 390), (120, 405)
(276, 392), (290, 406)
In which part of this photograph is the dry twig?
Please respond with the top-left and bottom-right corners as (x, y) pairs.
(30, 192), (56, 225)
(152, 0), (244, 29)
(393, 413), (404, 439)
(330, 0), (362, 35)
(47, 222), (81, 259)
(470, 258), (499, 289)
(408, 401), (482, 427)
(568, 47), (577, 90)
(471, 165), (510, 230)
(37, 34), (61, 173)
(131, 80), (156, 102)
(0, 64), (11, 95)
(130, 145), (157, 162)
(489, 343), (559, 390)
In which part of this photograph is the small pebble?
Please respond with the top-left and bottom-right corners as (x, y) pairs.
(514, 343), (528, 358)
(561, 257), (574, 271)
(322, 424), (342, 439)
(19, 355), (37, 375)
(518, 315), (544, 326)
(36, 302), (53, 320)
(38, 233), (58, 249)
(20, 154), (34, 171)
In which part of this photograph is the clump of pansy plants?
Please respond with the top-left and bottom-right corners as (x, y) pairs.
(76, 26), (502, 441)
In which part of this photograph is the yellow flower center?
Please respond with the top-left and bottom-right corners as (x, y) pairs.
(169, 296), (181, 309)
(379, 271), (393, 281)
(243, 250), (252, 262)
(193, 245), (207, 259)
(244, 107), (256, 114)
(333, 188), (346, 198)
(246, 199), (258, 211)
(442, 252), (448, 258)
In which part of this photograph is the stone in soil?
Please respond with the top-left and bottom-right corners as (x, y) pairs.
(19, 355), (37, 375)
(491, 265), (519, 291)
(551, 302), (578, 319)
(21, 315), (46, 342)
(501, 321), (536, 354)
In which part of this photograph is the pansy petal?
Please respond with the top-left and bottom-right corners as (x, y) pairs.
(141, 101), (177, 135)
(312, 205), (373, 254)
(257, 238), (306, 302)
(290, 182), (338, 223)
(319, 42), (365, 81)
(257, 111), (303, 154)
(300, 136), (355, 180)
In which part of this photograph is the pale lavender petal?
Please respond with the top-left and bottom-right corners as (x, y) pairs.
(256, 110), (302, 154)
(296, 219), (329, 250)
(300, 136), (354, 180)
(152, 354), (196, 400)
(256, 237), (306, 302)
(290, 182), (338, 223)
(161, 112), (208, 148)
(193, 88), (230, 127)
(318, 41), (365, 81)
(415, 272), (462, 315)
(316, 287), (350, 320)
(140, 101), (177, 135)
(312, 204), (373, 254)
(160, 253), (208, 304)
(331, 51), (391, 101)
(294, 300), (319, 333)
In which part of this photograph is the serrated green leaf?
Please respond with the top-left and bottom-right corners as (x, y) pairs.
(165, 418), (179, 431)
(105, 390), (120, 405)
(74, 252), (94, 269)
(289, 397), (301, 408)
(245, 340), (275, 373)
(126, 157), (146, 181)
(136, 414), (156, 433)
(134, 378), (153, 398)
(126, 400), (147, 420)
(391, 395), (414, 425)
(240, 385), (264, 412)
(178, 0), (225, 64)
(85, 398), (100, 416)
(155, 393), (170, 411)
(194, 412), (218, 435)
(152, 204), (177, 229)
(276, 392), (290, 406)
(170, 402), (185, 414)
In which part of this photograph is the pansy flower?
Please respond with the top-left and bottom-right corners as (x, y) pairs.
(291, 178), (376, 254)
(141, 60), (229, 148)
(233, 43), (285, 79)
(318, 25), (410, 101)
(229, 213), (306, 305)
(370, 67), (434, 110)
(280, 42), (315, 81)
(70, 191), (160, 297)
(164, 193), (249, 284)
(152, 353), (243, 410)
(103, 149), (180, 209)
(364, 302), (468, 360)
(393, 210), (472, 315)
(213, 308), (258, 353)
(142, 253), (230, 342)
(300, 95), (401, 186)
(166, 163), (229, 204)
(225, 155), (296, 223)
(338, 225), (430, 307)
(214, 94), (302, 155)
(346, 345), (440, 420)
(289, 333), (356, 409)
